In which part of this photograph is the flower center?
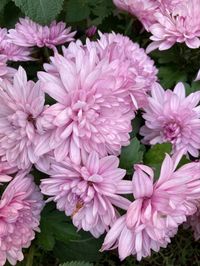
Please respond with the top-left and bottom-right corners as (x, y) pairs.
(163, 121), (181, 143)
(27, 114), (34, 122)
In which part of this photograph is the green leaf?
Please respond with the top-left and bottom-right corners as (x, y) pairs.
(144, 143), (172, 165)
(144, 143), (172, 179)
(65, 0), (90, 22)
(130, 114), (144, 138)
(54, 231), (103, 263)
(120, 137), (144, 174)
(12, 0), (64, 24)
(65, 0), (114, 25)
(60, 261), (93, 266)
(37, 231), (55, 251)
(151, 47), (179, 64)
(158, 66), (187, 89)
(177, 155), (191, 168)
(3, 1), (22, 28)
(0, 0), (9, 12)
(37, 203), (79, 251)
(185, 81), (200, 96)
(89, 0), (114, 25)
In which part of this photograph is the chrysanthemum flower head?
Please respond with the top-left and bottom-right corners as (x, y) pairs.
(0, 172), (44, 266)
(147, 0), (200, 52)
(140, 82), (200, 157)
(36, 37), (137, 164)
(40, 151), (130, 238)
(96, 32), (158, 110)
(0, 66), (46, 169)
(102, 152), (200, 260)
(8, 18), (76, 50)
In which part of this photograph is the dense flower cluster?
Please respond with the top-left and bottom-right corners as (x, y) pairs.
(0, 8), (200, 265)
(36, 32), (157, 165)
(113, 0), (200, 51)
(0, 16), (77, 265)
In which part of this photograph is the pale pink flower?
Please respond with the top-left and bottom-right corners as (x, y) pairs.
(140, 82), (200, 157)
(0, 28), (32, 61)
(0, 172), (44, 266)
(40, 151), (131, 237)
(36, 38), (135, 164)
(102, 152), (200, 260)
(96, 32), (158, 110)
(9, 18), (76, 50)
(0, 67), (46, 169)
(147, 0), (200, 52)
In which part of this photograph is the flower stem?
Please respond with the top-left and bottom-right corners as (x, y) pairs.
(26, 245), (35, 266)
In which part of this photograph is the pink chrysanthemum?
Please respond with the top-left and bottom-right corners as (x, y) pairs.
(8, 18), (76, 50)
(36, 36), (137, 164)
(0, 28), (32, 61)
(147, 0), (200, 52)
(0, 67), (46, 169)
(96, 32), (158, 110)
(40, 151), (131, 237)
(102, 153), (200, 260)
(0, 172), (44, 266)
(140, 82), (200, 157)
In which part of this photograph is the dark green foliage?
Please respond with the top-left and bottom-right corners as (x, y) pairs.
(120, 137), (144, 175)
(37, 203), (79, 251)
(60, 262), (93, 266)
(0, 0), (9, 12)
(158, 66), (187, 89)
(144, 143), (172, 179)
(65, 0), (114, 26)
(53, 232), (103, 263)
(13, 0), (64, 25)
